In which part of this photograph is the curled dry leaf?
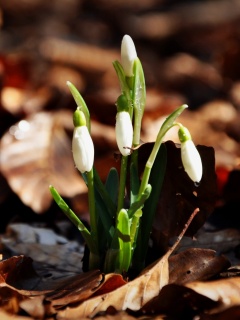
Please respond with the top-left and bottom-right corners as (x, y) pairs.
(45, 270), (103, 308)
(0, 111), (86, 213)
(56, 250), (169, 319)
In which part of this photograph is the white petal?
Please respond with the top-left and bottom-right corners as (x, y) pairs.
(72, 126), (94, 173)
(121, 35), (137, 77)
(116, 111), (133, 156)
(181, 140), (202, 183)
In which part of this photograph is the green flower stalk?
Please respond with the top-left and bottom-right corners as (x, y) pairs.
(178, 126), (203, 183)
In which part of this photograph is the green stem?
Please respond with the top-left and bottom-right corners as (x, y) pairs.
(117, 156), (128, 214)
(86, 169), (98, 254)
(139, 104), (188, 196)
(138, 165), (151, 195)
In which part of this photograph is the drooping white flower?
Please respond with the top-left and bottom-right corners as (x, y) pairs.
(181, 140), (203, 183)
(72, 109), (94, 173)
(115, 111), (133, 156)
(121, 35), (137, 77)
(178, 126), (202, 183)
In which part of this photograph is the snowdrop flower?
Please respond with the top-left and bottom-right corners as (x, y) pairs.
(72, 108), (94, 173)
(178, 126), (202, 183)
(121, 35), (137, 77)
(116, 111), (133, 156)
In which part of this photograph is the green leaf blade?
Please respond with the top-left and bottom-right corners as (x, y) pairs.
(117, 209), (131, 273)
(49, 185), (96, 253)
(105, 167), (119, 206)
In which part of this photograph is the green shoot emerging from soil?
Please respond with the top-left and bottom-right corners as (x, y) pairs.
(49, 35), (203, 274)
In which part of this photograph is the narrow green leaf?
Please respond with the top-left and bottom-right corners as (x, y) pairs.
(83, 167), (116, 221)
(82, 168), (115, 249)
(95, 192), (115, 242)
(117, 209), (131, 273)
(104, 231), (120, 274)
(105, 168), (119, 206)
(130, 209), (142, 252)
(49, 185), (96, 253)
(93, 167), (116, 218)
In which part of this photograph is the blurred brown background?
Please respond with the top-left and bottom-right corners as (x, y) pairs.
(0, 0), (240, 232)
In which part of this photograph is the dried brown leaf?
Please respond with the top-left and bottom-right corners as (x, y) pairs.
(1, 223), (84, 274)
(92, 273), (127, 296)
(149, 141), (217, 254)
(45, 270), (103, 308)
(142, 283), (218, 316)
(40, 38), (118, 73)
(0, 111), (86, 213)
(0, 310), (32, 320)
(200, 306), (240, 320)
(186, 277), (240, 312)
(19, 295), (45, 319)
(56, 252), (169, 319)
(0, 257), (47, 317)
(169, 248), (230, 285)
(144, 278), (240, 318)
(0, 255), (37, 288)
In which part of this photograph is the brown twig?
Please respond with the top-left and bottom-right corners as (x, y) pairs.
(168, 207), (200, 257)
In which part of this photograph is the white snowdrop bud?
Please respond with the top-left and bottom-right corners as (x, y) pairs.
(116, 111), (133, 156)
(72, 109), (94, 173)
(121, 35), (137, 77)
(178, 126), (202, 183)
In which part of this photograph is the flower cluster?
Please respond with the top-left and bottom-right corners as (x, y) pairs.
(50, 34), (203, 275)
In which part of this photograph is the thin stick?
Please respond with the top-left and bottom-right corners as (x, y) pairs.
(168, 207), (200, 257)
